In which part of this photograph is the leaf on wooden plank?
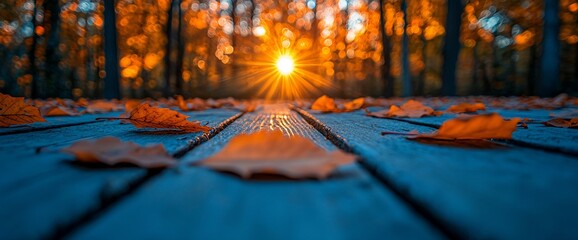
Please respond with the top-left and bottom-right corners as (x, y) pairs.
(311, 95), (338, 112)
(41, 105), (81, 117)
(412, 113), (520, 140)
(311, 96), (364, 113)
(61, 137), (175, 168)
(446, 102), (486, 113)
(544, 118), (578, 128)
(109, 103), (211, 133)
(0, 93), (46, 127)
(366, 100), (441, 118)
(342, 97), (365, 111)
(196, 130), (357, 179)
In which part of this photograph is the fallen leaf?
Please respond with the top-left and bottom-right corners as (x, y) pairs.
(61, 137), (175, 168)
(196, 130), (357, 179)
(41, 105), (80, 116)
(544, 118), (578, 128)
(106, 103), (211, 133)
(311, 96), (364, 113)
(366, 100), (441, 118)
(0, 93), (46, 127)
(342, 97), (365, 111)
(311, 95), (337, 112)
(413, 113), (520, 140)
(446, 102), (486, 113)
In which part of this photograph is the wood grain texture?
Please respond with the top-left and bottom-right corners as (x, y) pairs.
(0, 109), (240, 239)
(0, 112), (120, 136)
(299, 109), (578, 239)
(69, 105), (443, 240)
(386, 109), (578, 156)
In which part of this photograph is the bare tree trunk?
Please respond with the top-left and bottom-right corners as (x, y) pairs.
(43, 0), (62, 98)
(401, 0), (411, 96)
(538, 0), (560, 97)
(103, 0), (120, 99)
(175, 2), (184, 96)
(164, 0), (177, 97)
(378, 0), (393, 97)
(441, 0), (463, 96)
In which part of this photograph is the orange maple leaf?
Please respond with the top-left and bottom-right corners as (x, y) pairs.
(196, 130), (357, 179)
(61, 137), (175, 168)
(106, 103), (211, 133)
(0, 93), (46, 127)
(413, 113), (520, 140)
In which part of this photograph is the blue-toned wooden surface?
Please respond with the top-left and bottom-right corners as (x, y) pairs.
(1, 104), (577, 240)
(299, 108), (578, 239)
(0, 109), (240, 239)
(69, 105), (442, 240)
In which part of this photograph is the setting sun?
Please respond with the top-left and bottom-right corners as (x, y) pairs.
(276, 55), (295, 75)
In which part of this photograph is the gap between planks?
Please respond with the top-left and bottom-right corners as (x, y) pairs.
(292, 107), (462, 239)
(52, 112), (245, 239)
(0, 119), (105, 136)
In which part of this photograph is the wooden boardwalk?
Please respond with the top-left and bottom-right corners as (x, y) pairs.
(1, 104), (577, 239)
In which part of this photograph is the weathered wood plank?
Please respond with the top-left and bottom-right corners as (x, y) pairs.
(0, 112), (121, 136)
(375, 108), (578, 156)
(296, 109), (578, 239)
(69, 105), (443, 240)
(0, 109), (241, 239)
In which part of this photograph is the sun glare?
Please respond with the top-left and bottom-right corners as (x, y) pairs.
(276, 55), (295, 75)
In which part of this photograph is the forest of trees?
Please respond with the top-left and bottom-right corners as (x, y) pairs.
(0, 0), (577, 99)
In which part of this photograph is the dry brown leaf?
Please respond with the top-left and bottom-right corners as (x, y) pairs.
(311, 96), (364, 113)
(108, 103), (211, 133)
(342, 97), (365, 111)
(413, 113), (520, 140)
(366, 100), (441, 118)
(311, 95), (338, 112)
(197, 130), (357, 179)
(41, 105), (80, 117)
(446, 102), (486, 113)
(61, 137), (175, 168)
(544, 118), (578, 128)
(0, 93), (46, 127)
